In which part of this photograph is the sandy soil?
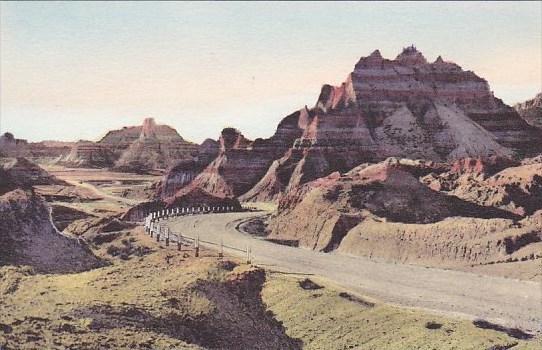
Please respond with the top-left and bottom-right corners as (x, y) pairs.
(165, 211), (542, 334)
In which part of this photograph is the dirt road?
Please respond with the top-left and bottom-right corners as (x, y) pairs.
(166, 211), (541, 333)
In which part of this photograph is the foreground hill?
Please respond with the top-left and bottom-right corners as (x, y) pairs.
(0, 157), (67, 194)
(0, 189), (103, 274)
(1, 224), (538, 350)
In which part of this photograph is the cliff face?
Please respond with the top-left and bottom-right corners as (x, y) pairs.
(243, 47), (542, 202)
(0, 189), (103, 273)
(514, 92), (542, 129)
(155, 139), (219, 200)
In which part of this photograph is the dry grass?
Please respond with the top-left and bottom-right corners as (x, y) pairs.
(262, 273), (541, 350)
(1, 226), (540, 349)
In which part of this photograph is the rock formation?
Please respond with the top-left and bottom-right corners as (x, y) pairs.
(155, 139), (220, 200)
(268, 159), (518, 252)
(423, 157), (542, 216)
(50, 118), (200, 172)
(514, 92), (542, 129)
(0, 132), (29, 157)
(0, 189), (103, 273)
(0, 132), (73, 160)
(57, 141), (114, 168)
(113, 118), (199, 172)
(170, 110), (307, 199)
(241, 46), (542, 201)
(265, 157), (541, 269)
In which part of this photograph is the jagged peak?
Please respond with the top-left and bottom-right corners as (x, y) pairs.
(396, 45), (427, 65)
(401, 44), (420, 54)
(369, 49), (382, 59)
(434, 55), (444, 64)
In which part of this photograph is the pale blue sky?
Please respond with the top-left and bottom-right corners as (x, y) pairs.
(1, 1), (541, 143)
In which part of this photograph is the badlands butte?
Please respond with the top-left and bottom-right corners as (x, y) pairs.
(1, 46), (542, 349)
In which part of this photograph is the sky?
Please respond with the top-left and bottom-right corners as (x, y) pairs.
(1, 1), (541, 143)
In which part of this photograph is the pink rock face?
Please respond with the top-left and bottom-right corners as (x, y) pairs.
(164, 47), (542, 203)
(173, 115), (306, 198)
(242, 46), (542, 202)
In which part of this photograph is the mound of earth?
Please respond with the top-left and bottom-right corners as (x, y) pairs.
(268, 159), (517, 252)
(1, 158), (67, 194)
(64, 214), (137, 246)
(0, 189), (103, 274)
(33, 184), (104, 203)
(337, 215), (542, 271)
(514, 92), (542, 129)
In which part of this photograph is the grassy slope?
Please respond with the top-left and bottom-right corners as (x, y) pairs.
(1, 226), (539, 350)
(263, 274), (540, 350)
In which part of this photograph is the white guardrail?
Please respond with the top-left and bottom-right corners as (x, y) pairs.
(142, 205), (255, 262)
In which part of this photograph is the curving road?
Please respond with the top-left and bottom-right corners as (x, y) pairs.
(165, 211), (542, 333)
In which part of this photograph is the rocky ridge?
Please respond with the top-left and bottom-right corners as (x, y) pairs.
(241, 47), (542, 202)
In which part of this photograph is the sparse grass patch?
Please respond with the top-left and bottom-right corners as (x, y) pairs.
(262, 274), (541, 350)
